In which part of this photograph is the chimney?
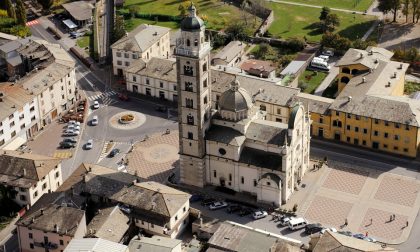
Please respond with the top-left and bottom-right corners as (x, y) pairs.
(368, 50), (373, 55)
(386, 81), (391, 87)
(399, 63), (403, 69)
(362, 77), (366, 83)
(393, 72), (397, 78)
(23, 168), (27, 177)
(359, 53), (363, 58)
(347, 96), (352, 102)
(199, 217), (203, 227)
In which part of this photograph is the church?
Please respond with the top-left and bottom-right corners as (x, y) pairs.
(176, 4), (311, 205)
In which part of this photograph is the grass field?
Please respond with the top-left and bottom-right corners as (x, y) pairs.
(76, 36), (90, 49)
(285, 0), (374, 11)
(122, 0), (261, 31)
(404, 82), (420, 95)
(268, 3), (376, 42)
(125, 17), (180, 31)
(299, 70), (327, 94)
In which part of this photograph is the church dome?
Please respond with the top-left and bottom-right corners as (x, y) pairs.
(219, 80), (253, 112)
(180, 4), (204, 31)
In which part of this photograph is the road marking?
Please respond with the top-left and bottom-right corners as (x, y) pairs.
(53, 151), (73, 159)
(97, 142), (109, 163)
(26, 20), (39, 26)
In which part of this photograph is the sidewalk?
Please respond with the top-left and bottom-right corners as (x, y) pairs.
(0, 215), (19, 246)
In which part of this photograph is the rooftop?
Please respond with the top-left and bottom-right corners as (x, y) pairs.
(280, 61), (306, 76)
(0, 83), (35, 121)
(111, 24), (170, 52)
(62, 1), (94, 21)
(239, 147), (283, 171)
(128, 236), (181, 252)
(65, 238), (128, 252)
(0, 150), (61, 188)
(17, 203), (85, 236)
(291, 93), (333, 115)
(126, 58), (176, 83)
(336, 46), (393, 69)
(212, 41), (246, 64)
(240, 59), (276, 73)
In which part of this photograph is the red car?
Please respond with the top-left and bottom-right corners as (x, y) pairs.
(118, 93), (129, 101)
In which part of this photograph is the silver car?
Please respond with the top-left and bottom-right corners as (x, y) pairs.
(85, 139), (93, 150)
(91, 115), (98, 126)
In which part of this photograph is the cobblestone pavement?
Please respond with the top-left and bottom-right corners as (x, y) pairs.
(296, 161), (420, 244)
(126, 131), (179, 183)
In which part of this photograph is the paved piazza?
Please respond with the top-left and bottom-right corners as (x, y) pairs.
(126, 131), (179, 183)
(297, 161), (420, 244)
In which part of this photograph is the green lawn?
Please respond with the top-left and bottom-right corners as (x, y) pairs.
(76, 36), (90, 49)
(285, 0), (374, 11)
(125, 17), (180, 31)
(268, 3), (376, 42)
(404, 82), (420, 95)
(299, 70), (327, 94)
(122, 0), (261, 31)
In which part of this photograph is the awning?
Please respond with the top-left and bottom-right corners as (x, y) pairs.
(63, 19), (78, 29)
(3, 135), (27, 151)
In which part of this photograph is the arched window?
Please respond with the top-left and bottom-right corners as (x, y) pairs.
(351, 69), (359, 75)
(186, 39), (190, 46)
(187, 114), (194, 125)
(186, 98), (193, 108)
(342, 67), (350, 74)
(340, 76), (350, 84)
(185, 82), (193, 92)
(183, 66), (193, 76)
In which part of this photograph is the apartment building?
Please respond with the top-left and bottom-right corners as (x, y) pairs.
(111, 24), (170, 77)
(17, 203), (86, 252)
(0, 151), (63, 207)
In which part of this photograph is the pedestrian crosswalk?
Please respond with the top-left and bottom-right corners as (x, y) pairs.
(87, 91), (117, 102)
(26, 20), (39, 26)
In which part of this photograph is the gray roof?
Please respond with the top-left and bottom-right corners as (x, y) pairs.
(111, 24), (170, 52)
(212, 41), (246, 64)
(126, 58), (176, 82)
(208, 222), (279, 252)
(62, 1), (94, 21)
(280, 61), (306, 76)
(86, 206), (130, 243)
(336, 47), (393, 68)
(239, 147), (283, 171)
(206, 125), (246, 146)
(17, 203), (85, 236)
(180, 4), (204, 31)
(0, 83), (35, 123)
(245, 119), (289, 145)
(219, 80), (253, 112)
(0, 39), (27, 53)
(211, 68), (300, 106)
(291, 93), (333, 115)
(65, 238), (128, 252)
(0, 151), (61, 188)
(129, 236), (181, 252)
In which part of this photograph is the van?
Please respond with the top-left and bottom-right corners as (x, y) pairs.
(288, 217), (308, 230)
(311, 60), (330, 71)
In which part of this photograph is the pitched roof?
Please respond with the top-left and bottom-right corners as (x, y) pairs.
(0, 150), (61, 188)
(111, 24), (170, 52)
(245, 119), (289, 145)
(65, 238), (128, 252)
(336, 47), (393, 68)
(0, 83), (35, 121)
(291, 93), (333, 115)
(17, 203), (85, 236)
(212, 41), (246, 64)
(62, 1), (94, 21)
(126, 58), (176, 82)
(240, 59), (276, 73)
(206, 125), (246, 146)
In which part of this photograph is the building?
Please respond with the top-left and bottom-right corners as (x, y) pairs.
(128, 236), (182, 252)
(176, 4), (310, 205)
(111, 24), (171, 77)
(211, 40), (246, 67)
(240, 59), (276, 79)
(65, 238), (128, 252)
(0, 151), (63, 207)
(17, 203), (86, 252)
(62, 1), (94, 27)
(207, 221), (302, 252)
(0, 83), (40, 150)
(310, 231), (397, 252)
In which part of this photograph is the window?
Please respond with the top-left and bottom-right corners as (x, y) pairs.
(62, 95), (65, 99)
(202, 63), (207, 72)
(346, 125), (351, 130)
(355, 127), (359, 132)
(319, 118), (323, 124)
(186, 39), (190, 46)
(362, 140), (366, 145)
(395, 123), (400, 128)
(194, 39), (198, 46)
(187, 114), (194, 125)
(229, 173), (232, 181)
(151, 224), (154, 228)
(132, 76), (136, 82)
(363, 128), (368, 134)
(173, 85), (177, 91)
(29, 233), (33, 239)
(335, 111), (339, 116)
(203, 78), (207, 88)
(404, 148), (408, 152)
(218, 148), (226, 155)
(277, 108), (281, 114)
(187, 132), (193, 139)
(175, 216), (178, 221)
(394, 135), (399, 140)
(183, 65), (193, 76)
(20, 195), (26, 201)
(117, 60), (122, 65)
(20, 124), (25, 129)
(146, 88), (151, 96)
(33, 191), (38, 198)
(346, 137), (350, 142)
(116, 52), (121, 57)
(384, 132), (388, 138)
(347, 114), (351, 119)
(241, 176), (244, 184)
(55, 171), (60, 178)
(185, 82), (193, 92)
(125, 62), (130, 67)
(183, 207), (186, 212)
(146, 79), (150, 85)
(60, 240), (64, 245)
(132, 54), (138, 59)
(260, 105), (266, 111)
(9, 114), (14, 120)
(393, 146), (398, 150)
(383, 144), (389, 148)
(10, 121), (15, 127)
(373, 130), (379, 136)
(160, 82), (163, 88)
(384, 121), (389, 126)
(42, 183), (47, 190)
(141, 220), (144, 225)
(253, 179), (257, 187)
(276, 118), (282, 122)
(30, 106), (35, 112)
(124, 53), (129, 58)
(355, 115), (360, 120)
(204, 96), (208, 105)
(11, 131), (16, 137)
(31, 116), (36, 122)
(267, 182), (271, 186)
(19, 114), (24, 120)
(374, 119), (379, 124)
(213, 170), (217, 178)
(186, 98), (193, 108)
(405, 124), (410, 130)
(30, 243), (34, 249)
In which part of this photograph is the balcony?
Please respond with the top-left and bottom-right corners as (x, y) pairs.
(175, 42), (211, 58)
(34, 241), (58, 249)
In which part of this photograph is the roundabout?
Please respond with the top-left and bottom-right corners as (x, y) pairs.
(109, 111), (146, 130)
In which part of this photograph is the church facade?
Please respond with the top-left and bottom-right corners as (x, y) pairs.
(176, 4), (311, 205)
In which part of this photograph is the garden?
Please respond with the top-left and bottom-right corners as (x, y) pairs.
(285, 0), (374, 11)
(298, 70), (328, 94)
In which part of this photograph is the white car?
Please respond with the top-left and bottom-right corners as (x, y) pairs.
(209, 201), (228, 210)
(318, 55), (329, 61)
(93, 100), (99, 109)
(322, 50), (334, 56)
(320, 227), (337, 234)
(91, 115), (98, 126)
(67, 124), (80, 131)
(64, 129), (80, 136)
(279, 216), (291, 226)
(85, 139), (93, 150)
(68, 120), (81, 126)
(252, 210), (268, 220)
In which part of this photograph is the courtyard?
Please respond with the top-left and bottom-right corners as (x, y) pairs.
(286, 160), (420, 244)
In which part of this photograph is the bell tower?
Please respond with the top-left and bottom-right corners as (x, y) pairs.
(176, 3), (211, 187)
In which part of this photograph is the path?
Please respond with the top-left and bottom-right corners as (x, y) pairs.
(314, 60), (338, 96)
(268, 0), (375, 15)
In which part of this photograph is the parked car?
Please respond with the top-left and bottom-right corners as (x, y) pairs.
(63, 138), (77, 144)
(63, 129), (80, 136)
(288, 217), (308, 230)
(318, 55), (329, 61)
(363, 237), (377, 243)
(279, 216), (292, 226)
(91, 115), (98, 126)
(209, 201), (228, 210)
(322, 50), (334, 56)
(337, 230), (352, 237)
(68, 120), (81, 126)
(67, 124), (80, 131)
(109, 148), (120, 157)
(320, 227), (337, 234)
(201, 198), (216, 206)
(305, 223), (323, 234)
(85, 139), (93, 150)
(353, 233), (366, 240)
(70, 32), (83, 39)
(238, 208), (253, 217)
(226, 205), (242, 214)
(118, 204), (131, 214)
(252, 210), (268, 220)
(92, 100), (99, 109)
(59, 142), (75, 149)
(189, 194), (204, 203)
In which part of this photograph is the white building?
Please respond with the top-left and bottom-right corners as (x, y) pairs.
(176, 4), (310, 205)
(111, 24), (171, 77)
(0, 151), (63, 207)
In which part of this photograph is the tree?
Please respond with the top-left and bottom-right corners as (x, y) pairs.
(254, 43), (275, 59)
(112, 15), (126, 44)
(321, 32), (351, 54)
(324, 13), (340, 32)
(37, 0), (53, 11)
(402, 0), (410, 22)
(10, 25), (30, 37)
(319, 7), (331, 21)
(225, 22), (249, 41)
(411, 0), (420, 23)
(378, 0), (401, 22)
(5, 0), (16, 20)
(15, 0), (26, 25)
